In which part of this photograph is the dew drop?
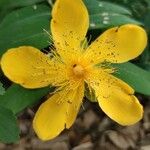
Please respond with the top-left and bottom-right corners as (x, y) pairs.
(90, 23), (96, 27)
(33, 5), (37, 10)
(103, 20), (109, 24)
(99, 3), (103, 7)
(104, 16), (110, 21)
(101, 12), (109, 17)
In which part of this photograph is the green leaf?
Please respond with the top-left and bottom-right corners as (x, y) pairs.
(85, 0), (132, 15)
(0, 0), (46, 20)
(0, 84), (53, 114)
(113, 62), (150, 96)
(0, 0), (45, 8)
(0, 106), (19, 143)
(84, 0), (142, 30)
(89, 14), (141, 30)
(140, 48), (150, 64)
(138, 47), (150, 71)
(143, 9), (150, 32)
(0, 82), (5, 95)
(0, 4), (51, 56)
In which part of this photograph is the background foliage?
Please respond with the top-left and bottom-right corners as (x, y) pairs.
(0, 0), (149, 143)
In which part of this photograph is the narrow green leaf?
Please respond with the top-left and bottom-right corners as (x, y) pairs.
(0, 84), (52, 114)
(0, 82), (5, 95)
(0, 4), (51, 56)
(0, 106), (19, 143)
(113, 62), (150, 96)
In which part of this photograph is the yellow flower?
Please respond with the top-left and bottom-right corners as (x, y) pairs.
(0, 0), (147, 141)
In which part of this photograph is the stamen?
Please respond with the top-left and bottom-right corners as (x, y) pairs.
(43, 28), (53, 43)
(54, 80), (82, 105)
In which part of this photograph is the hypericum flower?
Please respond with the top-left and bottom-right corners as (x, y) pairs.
(1, 0), (147, 141)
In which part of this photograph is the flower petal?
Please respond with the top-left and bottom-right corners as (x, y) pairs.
(1, 46), (67, 88)
(84, 24), (147, 64)
(86, 68), (143, 125)
(66, 82), (85, 128)
(51, 0), (89, 60)
(33, 82), (84, 140)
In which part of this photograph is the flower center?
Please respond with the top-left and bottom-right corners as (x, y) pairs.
(72, 64), (84, 78)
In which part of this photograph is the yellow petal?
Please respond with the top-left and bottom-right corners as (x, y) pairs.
(51, 0), (89, 61)
(84, 24), (147, 64)
(86, 68), (143, 125)
(66, 82), (85, 128)
(1, 46), (68, 88)
(33, 82), (84, 140)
